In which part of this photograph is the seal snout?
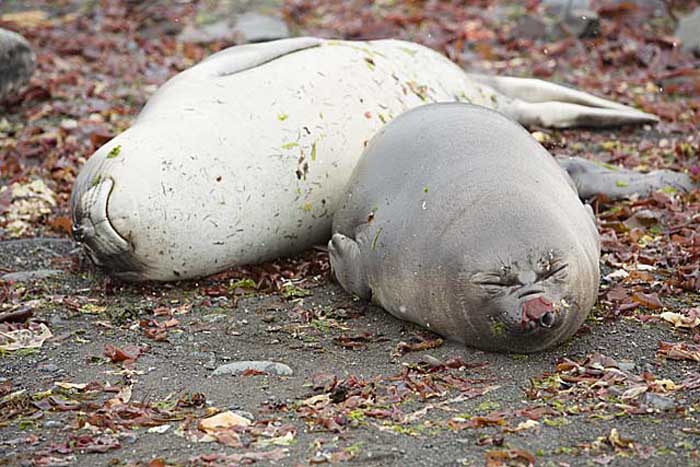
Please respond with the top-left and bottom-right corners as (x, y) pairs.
(71, 177), (144, 279)
(521, 296), (556, 330)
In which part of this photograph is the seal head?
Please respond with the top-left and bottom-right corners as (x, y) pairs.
(330, 103), (600, 353)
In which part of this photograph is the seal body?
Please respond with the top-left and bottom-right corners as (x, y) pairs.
(329, 104), (600, 353)
(71, 38), (646, 281)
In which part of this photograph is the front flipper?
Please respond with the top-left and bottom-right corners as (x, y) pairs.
(558, 156), (697, 200)
(328, 233), (372, 300)
(192, 37), (323, 78)
(469, 74), (659, 128)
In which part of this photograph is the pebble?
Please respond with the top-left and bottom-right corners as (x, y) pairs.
(38, 363), (59, 372)
(43, 420), (63, 429)
(616, 361), (636, 373)
(212, 360), (293, 377)
(642, 393), (677, 412)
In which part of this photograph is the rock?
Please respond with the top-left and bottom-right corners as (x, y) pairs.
(542, 0), (591, 15)
(641, 392), (677, 412)
(561, 8), (599, 39)
(212, 360), (293, 376)
(616, 360), (636, 373)
(514, 15), (547, 40)
(540, 0), (599, 39)
(177, 20), (234, 44)
(38, 363), (58, 372)
(233, 12), (289, 43)
(43, 420), (63, 429)
(677, 8), (700, 55)
(1, 269), (64, 282)
(177, 12), (289, 45)
(0, 28), (35, 101)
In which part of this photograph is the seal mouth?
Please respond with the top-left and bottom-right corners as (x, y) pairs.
(71, 177), (145, 280)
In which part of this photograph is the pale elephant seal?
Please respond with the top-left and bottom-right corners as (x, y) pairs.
(71, 37), (656, 282)
(0, 28), (35, 101)
(329, 103), (600, 353)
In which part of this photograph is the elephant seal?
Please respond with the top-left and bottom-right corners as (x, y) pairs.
(71, 37), (654, 282)
(329, 103), (600, 353)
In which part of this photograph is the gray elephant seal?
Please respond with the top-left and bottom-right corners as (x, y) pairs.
(329, 103), (600, 353)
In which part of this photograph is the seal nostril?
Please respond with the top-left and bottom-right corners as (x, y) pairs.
(539, 312), (555, 328)
(72, 224), (84, 242)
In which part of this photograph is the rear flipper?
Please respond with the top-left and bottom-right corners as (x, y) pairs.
(328, 233), (371, 300)
(558, 156), (697, 200)
(469, 74), (659, 128)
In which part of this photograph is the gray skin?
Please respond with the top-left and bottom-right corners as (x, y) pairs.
(329, 103), (601, 353)
(0, 28), (35, 101)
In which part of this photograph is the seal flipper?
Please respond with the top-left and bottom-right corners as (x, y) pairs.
(511, 101), (658, 128)
(468, 74), (635, 111)
(195, 37), (323, 78)
(558, 156), (697, 200)
(328, 233), (372, 300)
(469, 74), (658, 128)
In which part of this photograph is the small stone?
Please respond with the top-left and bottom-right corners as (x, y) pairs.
(641, 393), (677, 412)
(60, 119), (78, 131)
(616, 361), (635, 373)
(203, 353), (217, 370)
(212, 360), (293, 376)
(514, 15), (547, 40)
(39, 363), (58, 372)
(43, 420), (63, 429)
(1, 269), (64, 282)
(420, 355), (444, 368)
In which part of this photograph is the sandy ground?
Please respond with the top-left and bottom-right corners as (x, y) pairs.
(1, 238), (699, 466)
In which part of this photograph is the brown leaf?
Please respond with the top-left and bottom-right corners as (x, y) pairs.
(49, 216), (72, 235)
(632, 292), (663, 310)
(657, 341), (700, 362)
(394, 333), (444, 355)
(104, 344), (143, 363)
(485, 449), (535, 467)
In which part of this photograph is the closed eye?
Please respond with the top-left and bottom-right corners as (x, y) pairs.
(474, 281), (507, 287)
(471, 271), (515, 288)
(540, 263), (568, 281)
(473, 277), (518, 288)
